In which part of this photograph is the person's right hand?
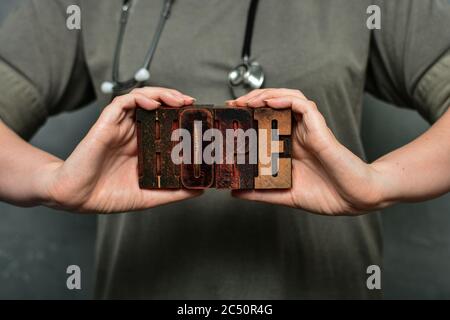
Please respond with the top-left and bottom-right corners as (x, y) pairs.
(42, 87), (202, 213)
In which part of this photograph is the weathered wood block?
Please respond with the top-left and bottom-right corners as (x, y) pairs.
(254, 108), (292, 189)
(136, 108), (181, 189)
(214, 108), (256, 189)
(179, 107), (215, 189)
(137, 106), (292, 190)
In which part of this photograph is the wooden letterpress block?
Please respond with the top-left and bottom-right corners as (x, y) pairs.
(136, 107), (181, 189)
(214, 108), (256, 189)
(254, 108), (292, 189)
(179, 107), (215, 189)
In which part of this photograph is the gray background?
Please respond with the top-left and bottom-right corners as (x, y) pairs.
(0, 1), (449, 300)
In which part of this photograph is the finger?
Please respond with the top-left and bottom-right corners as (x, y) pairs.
(132, 88), (184, 106)
(133, 93), (161, 110)
(119, 93), (160, 124)
(101, 93), (159, 125)
(232, 88), (306, 107)
(166, 91), (196, 105)
(165, 88), (196, 103)
(164, 88), (196, 105)
(225, 89), (267, 107)
(232, 89), (267, 107)
(246, 89), (307, 107)
(264, 95), (318, 115)
(163, 89), (196, 105)
(225, 100), (237, 107)
(232, 189), (294, 207)
(160, 91), (188, 106)
(182, 95), (196, 105)
(265, 96), (337, 154)
(132, 87), (196, 107)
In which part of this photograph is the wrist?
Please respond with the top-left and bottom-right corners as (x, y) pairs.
(32, 160), (65, 208)
(368, 160), (399, 209)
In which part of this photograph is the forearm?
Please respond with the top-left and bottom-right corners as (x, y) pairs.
(372, 108), (450, 205)
(0, 120), (62, 207)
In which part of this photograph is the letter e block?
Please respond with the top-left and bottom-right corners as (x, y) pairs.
(254, 108), (292, 189)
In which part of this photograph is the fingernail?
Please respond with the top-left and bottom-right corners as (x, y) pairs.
(170, 92), (184, 100)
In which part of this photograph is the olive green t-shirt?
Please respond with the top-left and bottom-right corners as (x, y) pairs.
(0, 0), (449, 299)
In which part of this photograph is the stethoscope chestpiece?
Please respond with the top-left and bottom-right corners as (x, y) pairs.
(228, 59), (265, 98)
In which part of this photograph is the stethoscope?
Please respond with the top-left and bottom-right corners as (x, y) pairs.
(227, 0), (264, 98)
(101, 0), (264, 98)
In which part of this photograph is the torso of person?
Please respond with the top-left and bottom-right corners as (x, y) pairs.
(83, 0), (381, 299)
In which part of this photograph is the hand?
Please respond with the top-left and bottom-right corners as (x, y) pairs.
(227, 88), (387, 215)
(43, 87), (202, 213)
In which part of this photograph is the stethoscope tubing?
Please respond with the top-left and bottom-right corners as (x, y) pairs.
(109, 0), (174, 94)
(103, 0), (263, 97)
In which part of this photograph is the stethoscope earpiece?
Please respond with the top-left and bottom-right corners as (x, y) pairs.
(134, 68), (150, 82)
(102, 0), (262, 98)
(101, 81), (115, 94)
(102, 0), (173, 95)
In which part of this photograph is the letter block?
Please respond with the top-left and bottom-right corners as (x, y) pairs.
(179, 107), (215, 189)
(214, 108), (256, 189)
(136, 106), (292, 190)
(254, 108), (292, 189)
(136, 108), (181, 189)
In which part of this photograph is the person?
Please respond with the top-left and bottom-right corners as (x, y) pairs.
(0, 0), (448, 299)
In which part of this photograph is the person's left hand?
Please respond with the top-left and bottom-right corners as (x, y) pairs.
(227, 88), (388, 216)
